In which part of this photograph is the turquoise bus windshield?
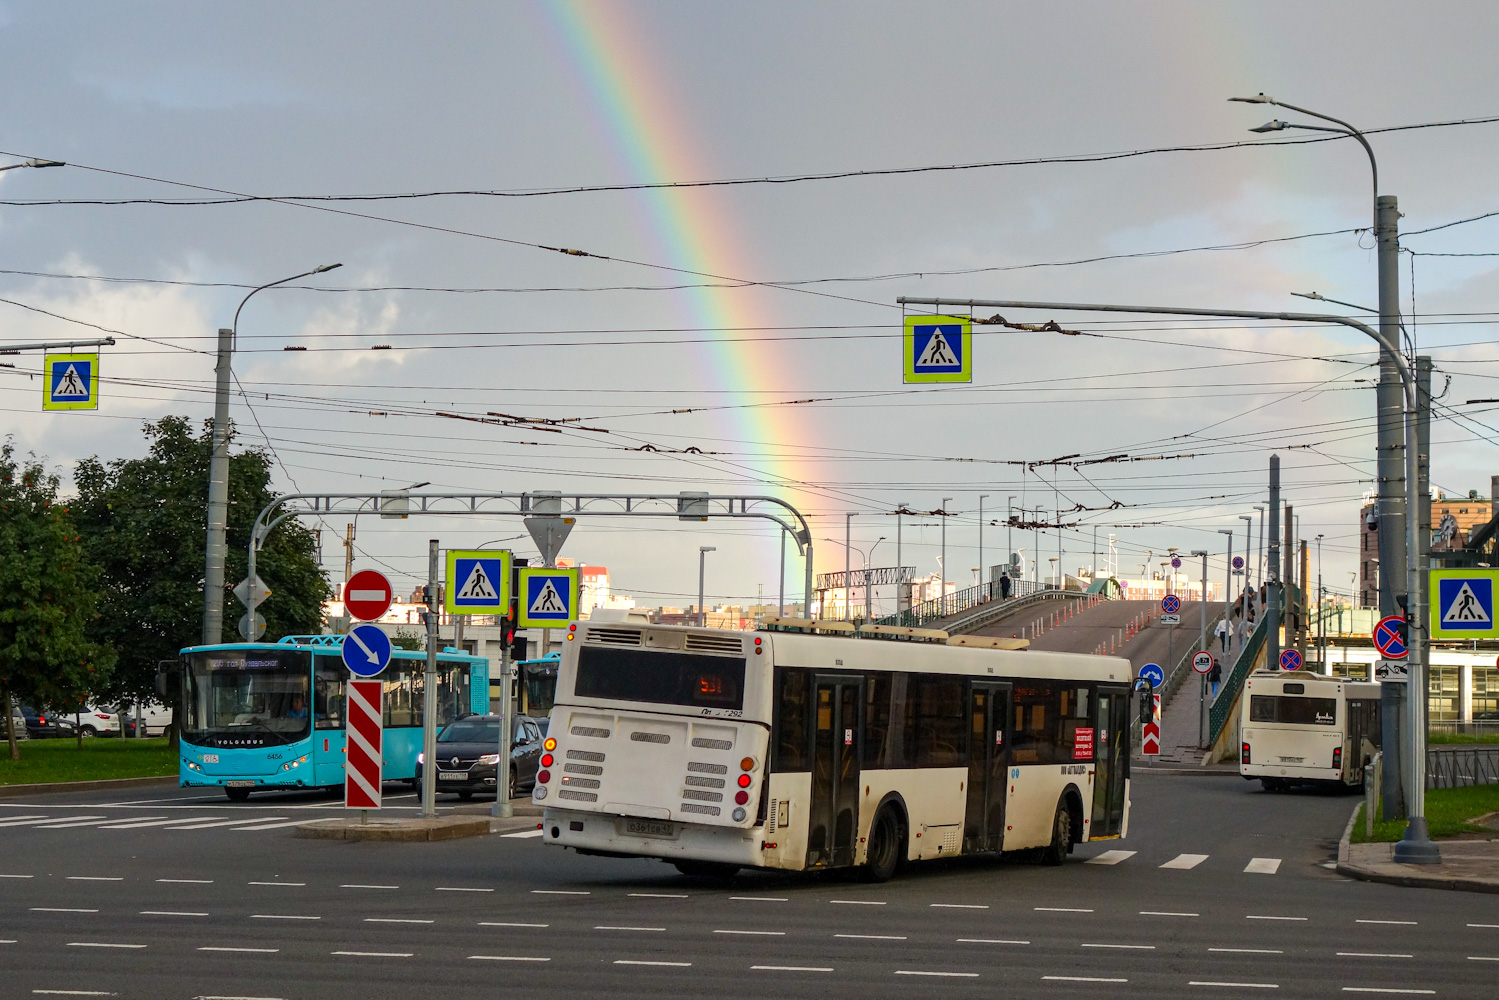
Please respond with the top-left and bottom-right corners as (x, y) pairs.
(183, 649), (311, 748)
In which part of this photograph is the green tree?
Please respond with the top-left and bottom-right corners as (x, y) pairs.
(0, 442), (116, 760)
(73, 416), (330, 709)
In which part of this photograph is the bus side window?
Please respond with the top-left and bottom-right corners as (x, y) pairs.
(772, 668), (811, 772)
(1012, 684), (1066, 763)
(314, 659), (345, 730)
(384, 661), (420, 728)
(862, 673), (893, 770)
(911, 675), (964, 767)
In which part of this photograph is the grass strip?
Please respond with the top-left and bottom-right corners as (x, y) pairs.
(0, 737), (174, 786)
(1351, 783), (1499, 843)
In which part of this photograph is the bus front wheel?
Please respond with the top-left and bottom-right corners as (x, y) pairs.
(1040, 798), (1073, 866)
(862, 806), (905, 882)
(224, 787), (251, 802)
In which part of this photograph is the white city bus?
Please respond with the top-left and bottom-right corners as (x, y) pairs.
(1240, 669), (1381, 791)
(534, 618), (1135, 880)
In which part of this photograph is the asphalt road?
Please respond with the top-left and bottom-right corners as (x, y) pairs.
(2, 776), (1495, 998)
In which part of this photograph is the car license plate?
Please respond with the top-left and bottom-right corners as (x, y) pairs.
(619, 819), (677, 839)
(225, 780), (254, 787)
(438, 771), (467, 781)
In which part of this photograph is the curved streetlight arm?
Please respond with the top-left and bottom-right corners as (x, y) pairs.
(1231, 95), (1377, 218)
(232, 263), (343, 348)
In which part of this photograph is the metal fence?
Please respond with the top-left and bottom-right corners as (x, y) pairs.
(1427, 745), (1499, 790)
(875, 577), (1051, 629)
(1208, 614), (1268, 744)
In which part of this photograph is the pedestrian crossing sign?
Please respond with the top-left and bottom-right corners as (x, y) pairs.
(444, 549), (511, 615)
(903, 315), (972, 384)
(518, 567), (579, 627)
(1430, 569), (1499, 639)
(42, 352), (98, 410)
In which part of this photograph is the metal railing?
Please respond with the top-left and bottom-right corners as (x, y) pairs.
(940, 589), (1092, 637)
(1162, 613), (1224, 707)
(875, 577), (1054, 629)
(1426, 745), (1499, 789)
(1209, 614), (1269, 744)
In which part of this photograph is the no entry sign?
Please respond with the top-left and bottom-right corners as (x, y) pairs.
(344, 680), (383, 810)
(344, 570), (394, 622)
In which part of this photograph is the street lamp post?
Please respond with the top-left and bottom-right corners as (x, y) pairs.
(1240, 514), (1255, 634)
(867, 537), (886, 621)
(1218, 530), (1235, 658)
(203, 263), (342, 645)
(697, 547), (716, 627)
(1006, 495), (1016, 587)
(897, 292), (1435, 863)
(978, 494), (989, 595)
(0, 158), (65, 173)
(1193, 548), (1211, 748)
(940, 497), (952, 611)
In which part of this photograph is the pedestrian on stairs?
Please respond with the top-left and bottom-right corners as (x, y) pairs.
(1209, 658), (1222, 697)
(1214, 618), (1229, 652)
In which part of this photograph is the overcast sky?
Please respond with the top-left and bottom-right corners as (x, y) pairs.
(1, 1), (1496, 613)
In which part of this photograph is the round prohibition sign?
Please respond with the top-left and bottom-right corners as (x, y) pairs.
(1192, 650), (1214, 674)
(1231, 556), (1245, 571)
(1373, 615), (1409, 659)
(1161, 594), (1181, 615)
(1279, 648), (1303, 671)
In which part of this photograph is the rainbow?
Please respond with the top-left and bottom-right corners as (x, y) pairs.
(536, 1), (823, 586)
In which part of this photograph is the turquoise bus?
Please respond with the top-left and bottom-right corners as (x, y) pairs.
(517, 652), (562, 718)
(172, 635), (489, 801)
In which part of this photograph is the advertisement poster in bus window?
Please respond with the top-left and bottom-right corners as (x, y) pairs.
(1073, 727), (1095, 760)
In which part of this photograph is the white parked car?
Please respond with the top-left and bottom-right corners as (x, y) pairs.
(72, 704), (121, 737)
(121, 702), (173, 737)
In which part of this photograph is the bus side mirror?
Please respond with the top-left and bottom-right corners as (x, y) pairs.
(154, 660), (180, 701)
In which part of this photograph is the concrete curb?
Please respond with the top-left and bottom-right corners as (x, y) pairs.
(1334, 802), (1499, 894)
(0, 774), (177, 798)
(1131, 765), (1243, 778)
(295, 815), (498, 842)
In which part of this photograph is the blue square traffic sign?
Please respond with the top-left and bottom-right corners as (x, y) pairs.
(903, 315), (972, 384)
(444, 549), (511, 614)
(1432, 572), (1496, 637)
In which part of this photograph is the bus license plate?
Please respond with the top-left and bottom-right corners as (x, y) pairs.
(619, 819), (677, 840)
(438, 772), (467, 781)
(225, 780), (254, 787)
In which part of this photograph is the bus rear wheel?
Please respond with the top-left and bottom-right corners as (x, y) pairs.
(224, 787), (251, 802)
(1040, 798), (1073, 866)
(862, 805), (904, 882)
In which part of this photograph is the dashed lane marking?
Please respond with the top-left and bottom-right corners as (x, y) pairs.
(714, 930), (785, 936)
(1142, 911), (1199, 917)
(1358, 919), (1416, 926)
(753, 966), (833, 972)
(478, 921), (548, 928)
(140, 911), (208, 917)
(531, 890), (590, 895)
(731, 896), (788, 902)
(1046, 977), (1128, 983)
(594, 926), (665, 932)
(1082, 943), (1154, 950)
(1469, 923), (1499, 928)
(829, 899), (885, 905)
(1085, 850), (1137, 865)
(1244, 858), (1282, 875)
(1338, 953), (1413, 959)
(341, 884), (398, 890)
(1468, 956), (1499, 961)
(1340, 990), (1435, 996)
(0, 873), (36, 877)
(66, 942), (146, 949)
(931, 903), (987, 909)
(836, 933), (907, 940)
(365, 918), (434, 924)
(31, 908), (97, 913)
(32, 992), (116, 997)
(331, 951), (412, 957)
(1210, 948), (1284, 955)
(1036, 907), (1093, 913)
(157, 879), (213, 884)
(1161, 853), (1210, 870)
(630, 893), (688, 898)
(897, 971), (979, 978)
(198, 947), (279, 954)
(958, 939), (1030, 945)
(1189, 983), (1279, 989)
(67, 876), (123, 881)
(469, 955), (550, 962)
(246, 881), (304, 886)
(615, 960), (691, 967)
(1246, 915), (1306, 921)
(436, 886), (493, 892)
(251, 914), (320, 920)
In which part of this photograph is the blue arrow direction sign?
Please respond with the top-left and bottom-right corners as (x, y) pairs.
(1279, 648), (1303, 671)
(1137, 662), (1165, 688)
(1373, 615), (1409, 659)
(1161, 594), (1181, 615)
(342, 623), (393, 678)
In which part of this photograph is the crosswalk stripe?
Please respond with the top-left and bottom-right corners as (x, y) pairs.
(0, 816), (104, 828)
(1160, 853), (1209, 870)
(32, 819), (130, 830)
(1244, 857), (1282, 875)
(232, 820), (309, 832)
(162, 817), (289, 830)
(98, 818), (211, 830)
(1085, 850), (1136, 865)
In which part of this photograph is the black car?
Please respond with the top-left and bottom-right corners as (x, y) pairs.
(414, 715), (544, 801)
(19, 705), (76, 739)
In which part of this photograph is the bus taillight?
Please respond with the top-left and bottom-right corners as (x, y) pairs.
(1332, 746), (1342, 769)
(537, 769), (551, 784)
(1241, 742), (1251, 765)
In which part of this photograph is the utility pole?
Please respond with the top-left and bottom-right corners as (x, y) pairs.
(421, 540), (439, 820)
(343, 523), (356, 584)
(978, 494), (989, 593)
(1267, 457), (1282, 674)
(201, 326), (234, 645)
(1218, 530), (1234, 658)
(941, 497), (952, 607)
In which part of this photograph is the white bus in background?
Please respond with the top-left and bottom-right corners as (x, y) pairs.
(535, 618), (1135, 881)
(1240, 669), (1381, 791)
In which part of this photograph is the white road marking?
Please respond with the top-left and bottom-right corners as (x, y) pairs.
(714, 929), (784, 936)
(752, 965), (833, 972)
(0, 939), (14, 943)
(1046, 976), (1128, 983)
(1244, 858), (1282, 874)
(930, 903), (987, 909)
(157, 878), (213, 883)
(67, 942), (146, 949)
(0, 873), (36, 877)
(246, 881), (304, 886)
(232, 820), (308, 832)
(1468, 923), (1499, 928)
(594, 925), (665, 932)
(1246, 915), (1306, 921)
(1, 816), (104, 828)
(1340, 990), (1435, 996)
(1189, 982), (1279, 989)
(341, 884), (398, 889)
(829, 899), (885, 905)
(731, 896), (787, 902)
(531, 889), (589, 895)
(1210, 948), (1284, 954)
(250, 914), (320, 920)
(501, 828), (545, 838)
(1142, 911), (1199, 917)
(141, 911), (208, 917)
(1035, 906), (1093, 912)
(1082, 943), (1155, 950)
(198, 947), (280, 953)
(1086, 850), (1137, 865)
(32, 992), (116, 997)
(615, 960), (691, 967)
(1338, 952), (1413, 959)
(194, 996), (287, 1000)
(166, 818), (288, 831)
(32, 908), (98, 913)
(1161, 853), (1210, 869)
(67, 876), (124, 881)
(1357, 919), (1417, 925)
(365, 918), (434, 924)
(98, 818), (192, 830)
(630, 893), (688, 898)
(435, 886), (492, 892)
(479, 921), (548, 928)
(958, 939), (1030, 945)
(1468, 956), (1499, 961)
(331, 951), (412, 957)
(0, 816), (48, 825)
(897, 971), (979, 978)
(836, 933), (907, 940)
(469, 955), (550, 961)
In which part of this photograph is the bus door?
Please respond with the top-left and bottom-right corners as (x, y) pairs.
(1091, 684), (1130, 838)
(964, 681), (1012, 853)
(807, 675), (862, 868)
